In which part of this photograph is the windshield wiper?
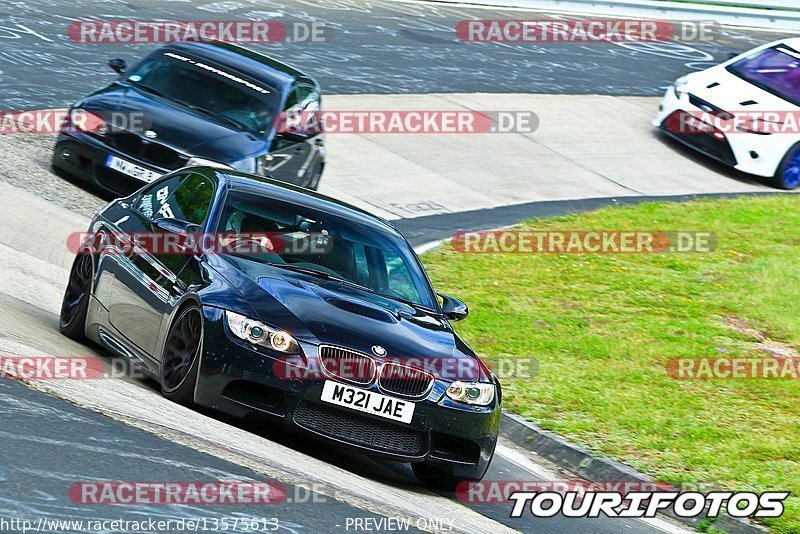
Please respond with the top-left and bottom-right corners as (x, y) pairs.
(127, 80), (167, 98)
(172, 101), (243, 130)
(267, 263), (375, 293)
(376, 292), (428, 311)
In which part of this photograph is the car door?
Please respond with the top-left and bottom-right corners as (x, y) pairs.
(107, 172), (215, 356)
(266, 84), (321, 186)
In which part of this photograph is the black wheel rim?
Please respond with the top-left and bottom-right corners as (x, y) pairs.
(60, 254), (92, 327)
(162, 308), (202, 392)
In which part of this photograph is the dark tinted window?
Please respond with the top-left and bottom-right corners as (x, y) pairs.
(136, 175), (184, 220)
(727, 45), (800, 106)
(126, 52), (281, 135)
(216, 191), (436, 309)
(161, 174), (215, 224)
(136, 173), (214, 224)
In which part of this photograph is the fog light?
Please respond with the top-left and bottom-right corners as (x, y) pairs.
(750, 151), (759, 159)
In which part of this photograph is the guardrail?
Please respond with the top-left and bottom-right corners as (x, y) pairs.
(662, 0), (797, 8)
(430, 0), (800, 30)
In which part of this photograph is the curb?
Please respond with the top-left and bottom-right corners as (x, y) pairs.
(425, 0), (800, 31)
(500, 411), (768, 533)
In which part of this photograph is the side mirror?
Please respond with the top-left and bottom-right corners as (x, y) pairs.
(108, 58), (128, 75)
(439, 293), (469, 322)
(152, 217), (201, 237)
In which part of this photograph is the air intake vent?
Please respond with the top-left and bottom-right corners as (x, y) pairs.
(740, 100), (758, 106)
(689, 94), (732, 120)
(319, 345), (376, 385)
(379, 363), (435, 398)
(294, 401), (425, 455)
(707, 82), (720, 88)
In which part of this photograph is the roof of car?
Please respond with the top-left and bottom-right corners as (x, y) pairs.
(161, 41), (317, 93)
(779, 37), (800, 51)
(212, 169), (400, 235)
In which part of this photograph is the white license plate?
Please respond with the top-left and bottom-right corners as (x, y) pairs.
(320, 381), (414, 424)
(106, 154), (161, 183)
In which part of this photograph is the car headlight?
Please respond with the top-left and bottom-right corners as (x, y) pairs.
(446, 381), (495, 406)
(672, 76), (689, 99)
(186, 157), (233, 170)
(225, 311), (299, 353)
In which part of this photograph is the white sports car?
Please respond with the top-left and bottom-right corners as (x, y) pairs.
(654, 38), (800, 189)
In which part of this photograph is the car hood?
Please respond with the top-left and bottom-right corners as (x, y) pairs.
(684, 66), (800, 112)
(82, 84), (268, 164)
(206, 257), (487, 380)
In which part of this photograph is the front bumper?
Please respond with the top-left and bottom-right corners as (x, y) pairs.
(195, 306), (500, 475)
(52, 131), (172, 196)
(653, 86), (785, 178)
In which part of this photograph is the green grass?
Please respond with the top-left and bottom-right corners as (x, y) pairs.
(422, 195), (800, 533)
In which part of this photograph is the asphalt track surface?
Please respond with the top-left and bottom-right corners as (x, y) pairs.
(0, 0), (796, 108)
(0, 0), (793, 533)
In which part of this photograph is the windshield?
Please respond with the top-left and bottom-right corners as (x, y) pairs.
(215, 191), (438, 310)
(726, 45), (800, 107)
(125, 51), (280, 135)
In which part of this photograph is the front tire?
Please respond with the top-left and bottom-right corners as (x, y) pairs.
(160, 306), (203, 405)
(770, 143), (800, 190)
(59, 254), (93, 341)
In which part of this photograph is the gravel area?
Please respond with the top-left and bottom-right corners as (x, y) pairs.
(0, 135), (106, 218)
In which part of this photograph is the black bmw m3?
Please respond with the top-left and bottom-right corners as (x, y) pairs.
(60, 167), (500, 488)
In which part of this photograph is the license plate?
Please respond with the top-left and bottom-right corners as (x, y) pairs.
(105, 154), (161, 183)
(320, 381), (414, 424)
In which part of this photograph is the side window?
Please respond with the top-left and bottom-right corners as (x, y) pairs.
(159, 173), (215, 224)
(382, 250), (417, 302)
(297, 85), (320, 112)
(277, 85), (320, 141)
(135, 173), (214, 224)
(136, 175), (185, 220)
(297, 84), (320, 134)
(282, 88), (299, 112)
(352, 243), (369, 285)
